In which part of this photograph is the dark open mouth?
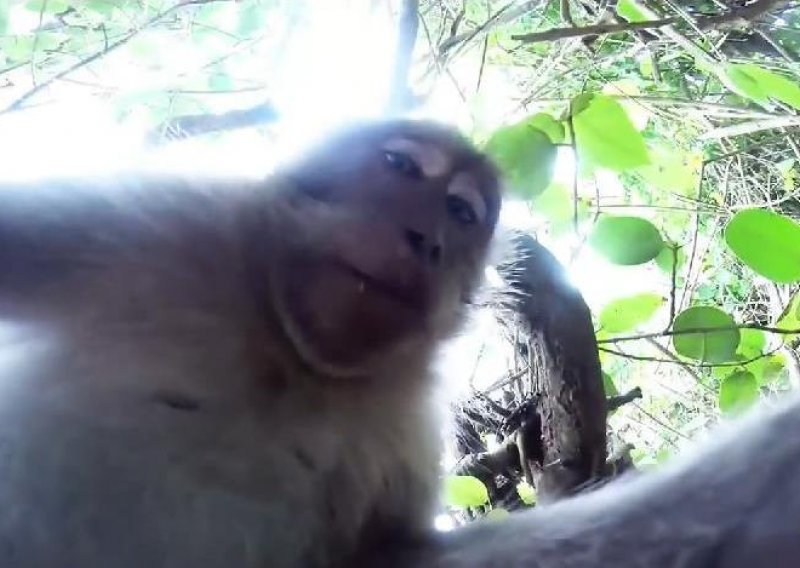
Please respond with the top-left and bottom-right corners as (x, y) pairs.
(334, 260), (428, 311)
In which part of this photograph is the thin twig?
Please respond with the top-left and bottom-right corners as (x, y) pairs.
(3, 0), (226, 114)
(633, 403), (692, 440)
(598, 344), (782, 368)
(599, 323), (800, 345)
(645, 338), (713, 392)
(512, 0), (789, 44)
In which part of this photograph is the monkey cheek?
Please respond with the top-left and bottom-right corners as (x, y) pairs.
(279, 263), (427, 372)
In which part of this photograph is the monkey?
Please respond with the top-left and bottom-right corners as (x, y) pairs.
(0, 119), (501, 568)
(2, 118), (800, 568)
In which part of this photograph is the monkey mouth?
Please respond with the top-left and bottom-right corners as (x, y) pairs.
(334, 261), (429, 311)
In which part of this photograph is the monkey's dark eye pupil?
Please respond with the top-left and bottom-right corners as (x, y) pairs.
(446, 195), (477, 226)
(384, 151), (423, 179)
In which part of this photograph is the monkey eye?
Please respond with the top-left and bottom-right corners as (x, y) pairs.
(446, 195), (477, 225)
(384, 151), (423, 179)
(446, 174), (487, 226)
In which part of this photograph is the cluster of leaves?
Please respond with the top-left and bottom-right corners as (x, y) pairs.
(484, 84), (800, 418)
(0, 0), (283, 123)
(443, 475), (536, 519)
(2, 0), (800, 518)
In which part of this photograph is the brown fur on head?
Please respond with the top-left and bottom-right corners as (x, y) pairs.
(246, 120), (502, 379)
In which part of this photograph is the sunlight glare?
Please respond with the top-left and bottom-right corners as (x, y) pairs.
(434, 514), (456, 532)
(0, 99), (141, 181)
(269, 0), (398, 160)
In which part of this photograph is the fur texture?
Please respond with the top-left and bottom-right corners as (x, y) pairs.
(0, 120), (500, 567)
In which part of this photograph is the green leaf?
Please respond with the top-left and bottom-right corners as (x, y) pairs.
(533, 183), (589, 234)
(484, 116), (558, 199)
(602, 80), (649, 131)
(208, 71), (234, 92)
(84, 0), (117, 17)
(589, 215), (664, 265)
(616, 0), (653, 22)
(724, 208), (800, 283)
(745, 353), (785, 385)
(1, 36), (35, 62)
(777, 290), (800, 338)
(672, 306), (740, 363)
(238, 2), (267, 36)
(526, 113), (565, 143)
(516, 482), (537, 505)
(734, 64), (800, 111)
(444, 475), (489, 509)
(25, 0), (71, 13)
(655, 245), (686, 274)
(599, 293), (664, 333)
(0, 4), (9, 35)
(718, 64), (771, 106)
(485, 508), (510, 522)
(572, 93), (650, 172)
(737, 328), (766, 359)
(602, 372), (619, 397)
(655, 447), (673, 464)
(718, 371), (759, 415)
(33, 31), (66, 51)
(637, 145), (702, 195)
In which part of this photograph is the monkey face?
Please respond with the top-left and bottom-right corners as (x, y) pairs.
(262, 120), (502, 377)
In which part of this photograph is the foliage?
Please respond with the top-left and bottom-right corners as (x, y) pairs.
(672, 306), (740, 363)
(725, 208), (800, 283)
(599, 293), (664, 334)
(484, 114), (559, 198)
(718, 370), (759, 415)
(589, 215), (664, 265)
(441, 0), (800, 470)
(444, 475), (490, 509)
(2, 0), (800, 512)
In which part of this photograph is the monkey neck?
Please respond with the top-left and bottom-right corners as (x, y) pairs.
(250, 308), (439, 400)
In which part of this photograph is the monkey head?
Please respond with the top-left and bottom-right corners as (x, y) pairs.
(254, 120), (502, 378)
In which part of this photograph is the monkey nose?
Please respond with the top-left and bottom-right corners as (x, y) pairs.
(404, 229), (442, 265)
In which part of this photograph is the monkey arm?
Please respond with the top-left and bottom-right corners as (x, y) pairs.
(381, 394), (800, 568)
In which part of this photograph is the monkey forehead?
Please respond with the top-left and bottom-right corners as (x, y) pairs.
(382, 137), (451, 178)
(333, 119), (491, 167)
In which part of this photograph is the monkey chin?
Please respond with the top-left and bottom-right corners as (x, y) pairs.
(271, 255), (437, 380)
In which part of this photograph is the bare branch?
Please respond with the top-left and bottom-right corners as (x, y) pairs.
(146, 101), (278, 145)
(512, 0), (790, 44)
(598, 323), (800, 345)
(386, 0), (419, 114)
(2, 0), (227, 115)
(513, 17), (680, 43)
(607, 387), (643, 412)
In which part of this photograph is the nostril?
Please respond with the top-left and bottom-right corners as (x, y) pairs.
(405, 229), (426, 258)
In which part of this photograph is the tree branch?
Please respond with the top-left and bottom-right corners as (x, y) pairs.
(2, 0), (227, 114)
(386, 0), (419, 114)
(511, 0), (790, 44)
(598, 323), (800, 345)
(607, 387), (643, 412)
(146, 101), (279, 145)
